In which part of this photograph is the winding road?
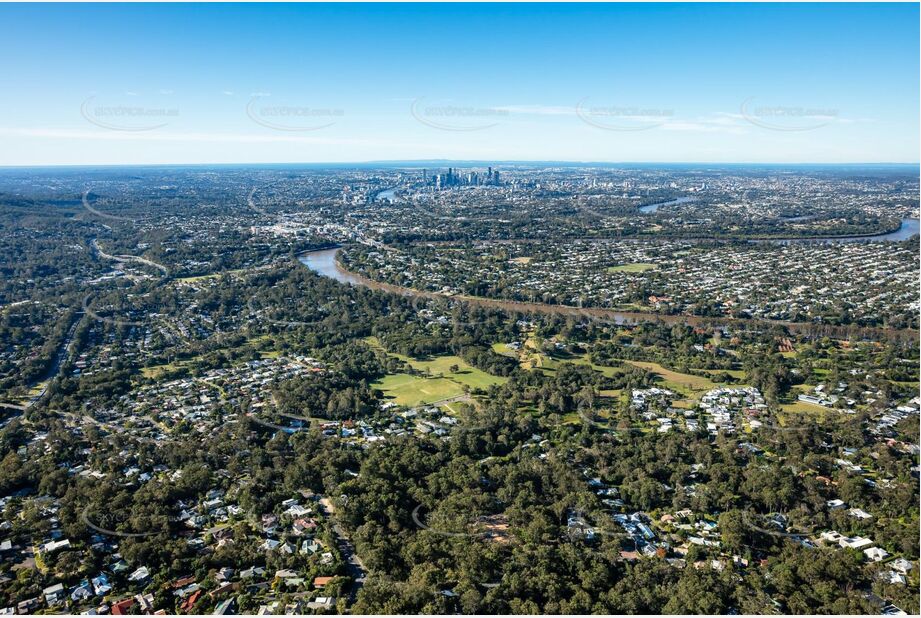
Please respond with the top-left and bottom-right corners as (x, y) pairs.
(91, 238), (170, 276)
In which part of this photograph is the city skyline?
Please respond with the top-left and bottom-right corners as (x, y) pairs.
(0, 2), (918, 166)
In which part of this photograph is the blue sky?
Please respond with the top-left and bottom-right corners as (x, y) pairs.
(0, 3), (917, 165)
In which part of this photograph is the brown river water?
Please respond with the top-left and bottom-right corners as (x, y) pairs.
(298, 248), (917, 343)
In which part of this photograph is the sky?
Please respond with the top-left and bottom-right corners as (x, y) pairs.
(0, 2), (918, 166)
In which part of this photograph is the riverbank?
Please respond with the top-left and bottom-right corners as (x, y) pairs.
(299, 247), (918, 343)
(388, 218), (919, 246)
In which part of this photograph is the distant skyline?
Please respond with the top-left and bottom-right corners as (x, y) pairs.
(0, 3), (918, 166)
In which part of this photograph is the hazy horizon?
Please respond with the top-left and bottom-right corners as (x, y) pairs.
(0, 3), (918, 166)
(1, 160), (919, 170)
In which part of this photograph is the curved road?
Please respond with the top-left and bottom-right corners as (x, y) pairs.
(91, 238), (170, 276)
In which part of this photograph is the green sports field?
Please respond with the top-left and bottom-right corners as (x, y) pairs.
(365, 337), (507, 406)
(372, 373), (465, 406)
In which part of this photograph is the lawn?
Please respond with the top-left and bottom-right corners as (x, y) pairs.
(518, 336), (564, 374)
(177, 267), (249, 283)
(623, 360), (719, 396)
(560, 412), (583, 425)
(141, 361), (191, 380)
(0, 384), (45, 407)
(700, 368), (747, 380)
(499, 340), (735, 401)
(529, 353), (559, 372)
(607, 263), (657, 273)
(441, 401), (463, 415)
(491, 342), (519, 357)
(372, 373), (465, 407)
(366, 337), (506, 389)
(177, 274), (217, 283)
(492, 333), (573, 375)
(567, 354), (625, 379)
(780, 400), (832, 414)
(141, 335), (282, 380)
(396, 354), (506, 390)
(364, 337), (507, 405)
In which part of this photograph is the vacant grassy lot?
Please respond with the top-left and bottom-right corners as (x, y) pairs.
(623, 360), (719, 396)
(700, 368), (747, 380)
(141, 361), (192, 380)
(607, 263), (657, 273)
(780, 400), (832, 414)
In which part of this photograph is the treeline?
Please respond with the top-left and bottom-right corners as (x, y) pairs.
(274, 372), (380, 421)
(458, 345), (519, 377)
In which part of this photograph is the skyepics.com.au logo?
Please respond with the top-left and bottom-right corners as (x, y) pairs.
(81, 95), (178, 132)
(247, 294), (336, 329)
(739, 510), (817, 542)
(82, 233), (172, 329)
(561, 510), (625, 544)
(577, 402), (624, 432)
(411, 502), (514, 540)
(247, 185), (271, 216)
(410, 294), (500, 330)
(740, 97), (839, 132)
(410, 97), (509, 132)
(246, 412), (311, 434)
(82, 190), (135, 224)
(82, 505), (170, 538)
(246, 94), (343, 131)
(576, 98), (674, 131)
(82, 292), (156, 328)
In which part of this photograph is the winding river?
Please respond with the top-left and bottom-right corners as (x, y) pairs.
(639, 196), (697, 213)
(638, 195), (918, 243)
(298, 247), (916, 341)
(771, 217), (919, 244)
(299, 249), (364, 285)
(374, 187), (398, 203)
